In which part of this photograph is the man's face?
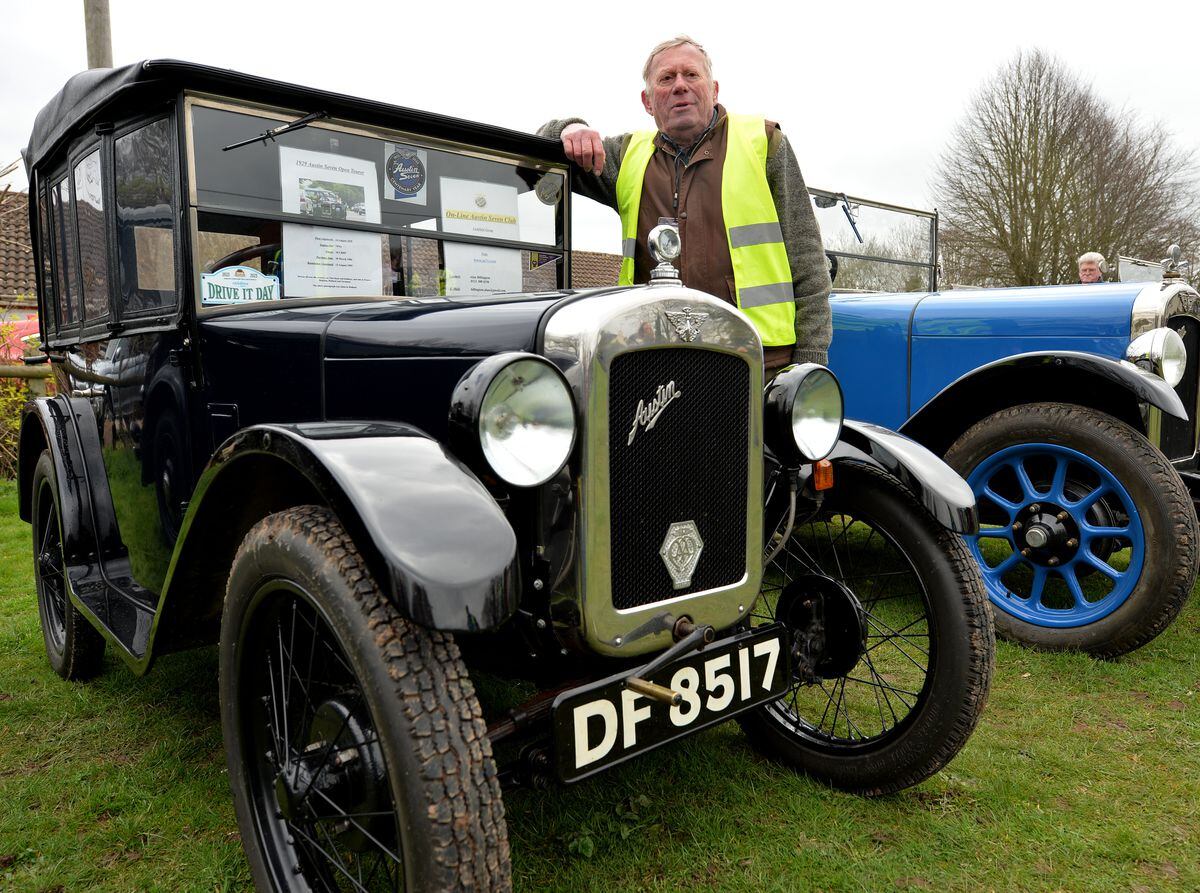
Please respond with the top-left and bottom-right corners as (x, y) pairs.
(641, 45), (718, 145)
(1079, 261), (1102, 283)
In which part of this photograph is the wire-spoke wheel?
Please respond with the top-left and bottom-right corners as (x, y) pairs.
(739, 462), (993, 795)
(31, 450), (105, 680)
(946, 403), (1198, 657)
(221, 506), (510, 892)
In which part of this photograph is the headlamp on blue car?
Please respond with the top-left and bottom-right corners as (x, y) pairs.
(1126, 327), (1187, 388)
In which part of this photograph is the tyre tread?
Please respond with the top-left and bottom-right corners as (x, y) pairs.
(839, 464), (994, 795)
(744, 462), (995, 796)
(232, 505), (511, 891)
(946, 402), (1197, 658)
(33, 450), (105, 682)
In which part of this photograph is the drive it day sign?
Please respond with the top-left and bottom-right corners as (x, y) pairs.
(201, 265), (280, 305)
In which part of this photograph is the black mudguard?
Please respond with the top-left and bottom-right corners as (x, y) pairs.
(18, 396), (125, 566)
(829, 420), (978, 534)
(166, 422), (519, 635)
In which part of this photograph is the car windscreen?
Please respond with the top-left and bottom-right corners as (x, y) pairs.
(188, 100), (566, 308)
(811, 190), (938, 293)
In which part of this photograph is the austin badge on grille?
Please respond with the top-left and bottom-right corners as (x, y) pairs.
(627, 380), (681, 446)
(664, 307), (709, 342)
(659, 521), (704, 590)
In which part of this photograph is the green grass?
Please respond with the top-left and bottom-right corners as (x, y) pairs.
(1, 477), (1198, 891)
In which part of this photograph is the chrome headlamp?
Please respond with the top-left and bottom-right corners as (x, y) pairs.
(450, 352), (577, 487)
(764, 364), (845, 464)
(1126, 326), (1187, 388)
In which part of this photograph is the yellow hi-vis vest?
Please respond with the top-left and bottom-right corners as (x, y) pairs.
(614, 114), (797, 347)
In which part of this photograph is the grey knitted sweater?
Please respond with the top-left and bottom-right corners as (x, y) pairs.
(538, 114), (832, 366)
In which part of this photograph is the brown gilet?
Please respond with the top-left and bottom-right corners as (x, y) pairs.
(630, 109), (792, 369)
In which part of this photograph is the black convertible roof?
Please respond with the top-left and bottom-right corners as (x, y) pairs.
(24, 59), (564, 176)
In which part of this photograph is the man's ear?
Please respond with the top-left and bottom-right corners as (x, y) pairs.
(713, 80), (719, 103)
(641, 88), (653, 116)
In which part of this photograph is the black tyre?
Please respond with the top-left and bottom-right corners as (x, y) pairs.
(740, 463), (994, 795)
(944, 403), (1198, 658)
(220, 506), (510, 891)
(31, 451), (106, 681)
(151, 410), (190, 544)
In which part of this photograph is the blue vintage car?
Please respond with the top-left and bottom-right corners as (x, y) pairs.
(820, 190), (1199, 658)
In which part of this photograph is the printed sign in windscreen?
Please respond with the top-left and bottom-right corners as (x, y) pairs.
(440, 178), (522, 296)
(280, 147), (381, 224)
(282, 224), (385, 297)
(384, 144), (428, 205)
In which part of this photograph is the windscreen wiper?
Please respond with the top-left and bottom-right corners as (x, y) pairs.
(838, 193), (863, 244)
(222, 110), (329, 152)
(812, 191), (864, 244)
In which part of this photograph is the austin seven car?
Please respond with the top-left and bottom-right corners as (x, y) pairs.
(18, 61), (994, 890)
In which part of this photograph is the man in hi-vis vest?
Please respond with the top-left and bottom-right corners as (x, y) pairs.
(539, 35), (832, 371)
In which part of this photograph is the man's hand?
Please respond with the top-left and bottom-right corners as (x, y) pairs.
(561, 123), (606, 174)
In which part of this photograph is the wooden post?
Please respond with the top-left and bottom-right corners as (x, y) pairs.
(83, 0), (112, 69)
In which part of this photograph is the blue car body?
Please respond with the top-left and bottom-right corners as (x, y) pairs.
(833, 283), (1144, 431)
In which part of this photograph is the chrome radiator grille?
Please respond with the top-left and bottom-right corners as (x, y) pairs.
(1161, 314), (1198, 460)
(607, 348), (749, 609)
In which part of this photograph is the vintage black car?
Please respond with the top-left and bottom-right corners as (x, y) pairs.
(19, 61), (994, 891)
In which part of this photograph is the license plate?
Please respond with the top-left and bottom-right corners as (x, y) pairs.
(552, 624), (790, 782)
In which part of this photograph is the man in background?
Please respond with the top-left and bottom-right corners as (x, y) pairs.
(1078, 252), (1106, 283)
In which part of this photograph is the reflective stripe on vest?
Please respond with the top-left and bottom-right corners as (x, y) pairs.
(614, 115), (796, 347)
(615, 131), (657, 286)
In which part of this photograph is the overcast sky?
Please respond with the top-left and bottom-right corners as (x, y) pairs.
(3, 0), (1198, 253)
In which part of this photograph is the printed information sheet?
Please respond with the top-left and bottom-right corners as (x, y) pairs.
(282, 224), (384, 297)
(440, 178), (522, 296)
(442, 243), (523, 296)
(280, 147), (381, 224)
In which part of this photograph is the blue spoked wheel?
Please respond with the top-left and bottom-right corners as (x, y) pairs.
(965, 443), (1144, 627)
(945, 403), (1198, 657)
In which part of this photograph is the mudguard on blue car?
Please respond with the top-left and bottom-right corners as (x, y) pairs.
(904, 351), (1187, 439)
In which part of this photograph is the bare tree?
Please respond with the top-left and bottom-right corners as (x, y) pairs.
(936, 50), (1200, 287)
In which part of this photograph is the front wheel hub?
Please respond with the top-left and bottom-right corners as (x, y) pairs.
(1019, 502), (1080, 566)
(272, 696), (388, 852)
(38, 550), (58, 575)
(777, 574), (866, 682)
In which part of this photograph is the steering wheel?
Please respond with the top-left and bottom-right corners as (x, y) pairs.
(204, 242), (282, 275)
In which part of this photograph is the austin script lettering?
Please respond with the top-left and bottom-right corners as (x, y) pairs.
(627, 381), (682, 446)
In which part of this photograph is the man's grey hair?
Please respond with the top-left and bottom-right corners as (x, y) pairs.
(1078, 251), (1106, 269)
(642, 35), (713, 87)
